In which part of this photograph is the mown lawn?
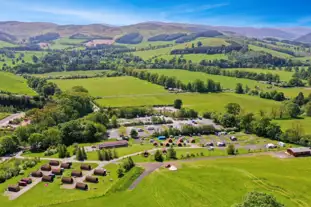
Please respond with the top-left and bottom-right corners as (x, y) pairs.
(224, 68), (294, 82)
(0, 71), (36, 95)
(51, 76), (169, 97)
(96, 92), (281, 114)
(56, 156), (311, 207)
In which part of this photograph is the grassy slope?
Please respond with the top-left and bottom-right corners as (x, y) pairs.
(51, 76), (168, 97)
(0, 71), (36, 95)
(50, 37), (85, 50)
(224, 68), (294, 82)
(0, 41), (17, 48)
(97, 92), (280, 114)
(33, 70), (109, 78)
(274, 117), (311, 134)
(132, 37), (229, 60)
(161, 53), (228, 63)
(57, 156), (311, 207)
(0, 113), (10, 120)
(249, 44), (293, 59)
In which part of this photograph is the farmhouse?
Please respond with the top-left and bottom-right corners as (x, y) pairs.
(8, 185), (20, 192)
(94, 169), (107, 176)
(61, 177), (74, 184)
(98, 140), (128, 149)
(287, 147), (311, 157)
(76, 182), (88, 190)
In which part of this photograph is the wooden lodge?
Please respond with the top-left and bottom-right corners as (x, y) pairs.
(8, 185), (20, 192)
(42, 175), (54, 182)
(60, 163), (71, 169)
(75, 182), (88, 190)
(49, 160), (60, 166)
(41, 164), (52, 171)
(52, 168), (64, 175)
(31, 171), (43, 178)
(18, 181), (28, 187)
(85, 176), (99, 183)
(287, 147), (311, 157)
(21, 178), (32, 184)
(94, 169), (107, 176)
(80, 164), (92, 171)
(98, 140), (128, 149)
(71, 170), (83, 177)
(61, 177), (74, 184)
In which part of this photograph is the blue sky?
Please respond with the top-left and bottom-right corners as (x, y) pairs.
(0, 0), (310, 27)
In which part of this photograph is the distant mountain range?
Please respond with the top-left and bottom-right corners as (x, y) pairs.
(0, 21), (311, 42)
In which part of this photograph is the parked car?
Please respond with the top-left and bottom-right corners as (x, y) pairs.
(217, 142), (226, 147)
(147, 127), (155, 131)
(204, 142), (214, 147)
(138, 128), (144, 132)
(266, 143), (277, 149)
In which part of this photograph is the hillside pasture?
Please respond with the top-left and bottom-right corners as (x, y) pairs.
(274, 117), (311, 134)
(249, 44), (293, 59)
(96, 92), (281, 114)
(51, 76), (168, 97)
(56, 156), (311, 207)
(223, 68), (294, 82)
(0, 41), (17, 48)
(49, 37), (85, 49)
(161, 53), (229, 63)
(33, 70), (109, 78)
(0, 71), (36, 95)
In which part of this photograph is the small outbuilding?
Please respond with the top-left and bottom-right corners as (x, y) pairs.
(75, 182), (88, 190)
(21, 178), (32, 184)
(41, 164), (52, 172)
(94, 169), (107, 176)
(80, 164), (92, 171)
(163, 142), (170, 147)
(85, 176), (99, 183)
(42, 175), (54, 182)
(61, 177), (74, 184)
(71, 170), (83, 177)
(230, 136), (237, 141)
(189, 138), (195, 143)
(60, 163), (71, 169)
(52, 168), (64, 175)
(287, 147), (311, 157)
(217, 142), (226, 147)
(49, 160), (60, 166)
(31, 171), (43, 178)
(167, 138), (173, 143)
(8, 185), (20, 192)
(153, 142), (159, 147)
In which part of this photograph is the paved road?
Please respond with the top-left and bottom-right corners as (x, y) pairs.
(0, 112), (25, 127)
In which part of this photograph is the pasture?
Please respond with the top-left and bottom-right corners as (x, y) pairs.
(49, 37), (85, 50)
(224, 68), (294, 82)
(161, 53), (229, 63)
(249, 44), (293, 59)
(96, 92), (281, 114)
(274, 117), (311, 134)
(33, 70), (109, 78)
(51, 76), (168, 97)
(0, 71), (36, 95)
(0, 41), (17, 48)
(0, 113), (10, 120)
(56, 156), (311, 207)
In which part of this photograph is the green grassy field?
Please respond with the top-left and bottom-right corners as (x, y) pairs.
(249, 44), (293, 59)
(0, 71), (36, 95)
(50, 37), (85, 50)
(56, 156), (311, 207)
(0, 51), (47, 68)
(161, 53), (229, 63)
(33, 70), (109, 78)
(51, 76), (168, 97)
(145, 69), (271, 90)
(0, 41), (17, 48)
(132, 37), (229, 60)
(97, 92), (281, 114)
(224, 68), (294, 82)
(0, 113), (10, 120)
(274, 117), (311, 134)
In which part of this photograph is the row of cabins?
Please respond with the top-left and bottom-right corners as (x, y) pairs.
(98, 140), (129, 149)
(154, 137), (195, 147)
(8, 178), (33, 192)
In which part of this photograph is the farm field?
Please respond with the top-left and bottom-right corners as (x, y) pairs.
(0, 41), (17, 48)
(50, 37), (86, 50)
(274, 117), (311, 134)
(56, 156), (311, 207)
(116, 41), (174, 49)
(161, 53), (229, 63)
(0, 71), (36, 95)
(51, 76), (169, 97)
(33, 70), (109, 78)
(132, 37), (229, 60)
(96, 92), (281, 114)
(224, 68), (294, 82)
(249, 44), (293, 58)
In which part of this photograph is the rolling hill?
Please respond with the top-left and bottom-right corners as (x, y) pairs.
(295, 32), (311, 43)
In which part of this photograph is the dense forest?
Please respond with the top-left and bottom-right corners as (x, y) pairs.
(148, 33), (187, 41)
(115, 33), (143, 44)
